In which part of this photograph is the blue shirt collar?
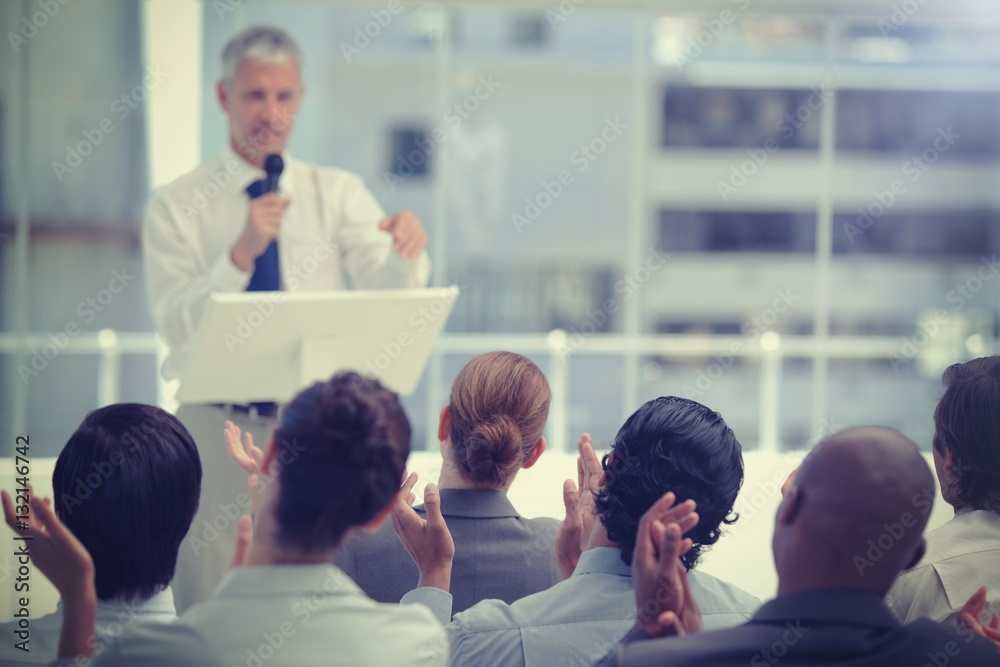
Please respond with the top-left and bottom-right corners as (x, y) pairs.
(572, 547), (631, 578)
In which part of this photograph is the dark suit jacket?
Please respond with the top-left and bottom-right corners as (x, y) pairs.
(334, 488), (563, 614)
(600, 589), (1000, 667)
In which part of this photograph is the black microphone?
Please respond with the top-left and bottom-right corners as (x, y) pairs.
(263, 153), (283, 194)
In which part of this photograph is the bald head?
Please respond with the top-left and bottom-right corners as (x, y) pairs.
(774, 427), (936, 596)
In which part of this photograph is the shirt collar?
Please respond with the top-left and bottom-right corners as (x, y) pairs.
(60, 586), (177, 620)
(221, 144), (295, 198)
(211, 564), (359, 600)
(751, 589), (899, 629)
(419, 488), (521, 519)
(572, 547), (630, 578)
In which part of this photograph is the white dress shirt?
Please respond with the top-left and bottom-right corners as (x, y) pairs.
(143, 146), (432, 380)
(401, 546), (760, 667)
(887, 507), (1000, 625)
(0, 587), (175, 666)
(74, 565), (447, 667)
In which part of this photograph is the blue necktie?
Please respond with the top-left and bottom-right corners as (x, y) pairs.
(243, 178), (280, 416)
(245, 178), (280, 292)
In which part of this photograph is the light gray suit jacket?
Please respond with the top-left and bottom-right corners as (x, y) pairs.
(334, 489), (563, 614)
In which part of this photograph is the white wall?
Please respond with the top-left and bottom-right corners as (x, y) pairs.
(0, 450), (954, 621)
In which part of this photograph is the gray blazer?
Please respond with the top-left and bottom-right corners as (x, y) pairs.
(334, 488), (563, 614)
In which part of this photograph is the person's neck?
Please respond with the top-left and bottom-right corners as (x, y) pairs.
(229, 136), (268, 170)
(437, 445), (512, 493)
(776, 568), (888, 599)
(583, 520), (616, 552)
(243, 506), (336, 566)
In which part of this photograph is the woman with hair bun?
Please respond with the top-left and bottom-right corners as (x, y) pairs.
(335, 350), (562, 614)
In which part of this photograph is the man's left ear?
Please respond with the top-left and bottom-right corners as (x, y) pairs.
(776, 487), (803, 527)
(261, 433), (279, 475)
(217, 80), (229, 112)
(522, 437), (546, 469)
(942, 446), (958, 475)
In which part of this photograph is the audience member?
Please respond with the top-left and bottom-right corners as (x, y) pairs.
(598, 427), (1000, 666)
(9, 374), (448, 666)
(888, 356), (1000, 625)
(0, 404), (200, 666)
(332, 351), (562, 613)
(399, 396), (760, 666)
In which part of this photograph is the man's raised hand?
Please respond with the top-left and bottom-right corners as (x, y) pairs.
(379, 210), (426, 259)
(231, 193), (290, 271)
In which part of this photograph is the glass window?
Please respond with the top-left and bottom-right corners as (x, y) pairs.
(661, 88), (823, 149)
(3, 3), (1000, 461)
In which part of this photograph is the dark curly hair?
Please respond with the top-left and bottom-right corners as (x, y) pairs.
(594, 396), (744, 571)
(273, 372), (410, 551)
(933, 356), (1000, 512)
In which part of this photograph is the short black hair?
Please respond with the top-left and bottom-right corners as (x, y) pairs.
(594, 396), (744, 570)
(933, 356), (1000, 512)
(273, 372), (410, 551)
(53, 404), (201, 602)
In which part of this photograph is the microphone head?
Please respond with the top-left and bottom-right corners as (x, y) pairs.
(264, 153), (284, 177)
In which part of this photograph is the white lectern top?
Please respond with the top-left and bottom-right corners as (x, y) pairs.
(176, 287), (458, 404)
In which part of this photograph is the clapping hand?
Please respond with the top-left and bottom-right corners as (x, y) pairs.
(2, 485), (96, 659)
(959, 586), (1000, 649)
(631, 492), (703, 638)
(2, 485), (94, 601)
(390, 474), (455, 591)
(554, 433), (603, 578)
(224, 421), (271, 513)
(223, 421), (270, 569)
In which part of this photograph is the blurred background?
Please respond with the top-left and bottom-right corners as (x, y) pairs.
(1, 0), (999, 606)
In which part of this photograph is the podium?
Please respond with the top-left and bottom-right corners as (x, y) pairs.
(175, 287), (459, 403)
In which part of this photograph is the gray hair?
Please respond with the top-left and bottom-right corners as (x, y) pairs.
(220, 25), (303, 87)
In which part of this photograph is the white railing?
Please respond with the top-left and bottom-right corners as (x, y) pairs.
(5, 329), (985, 453)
